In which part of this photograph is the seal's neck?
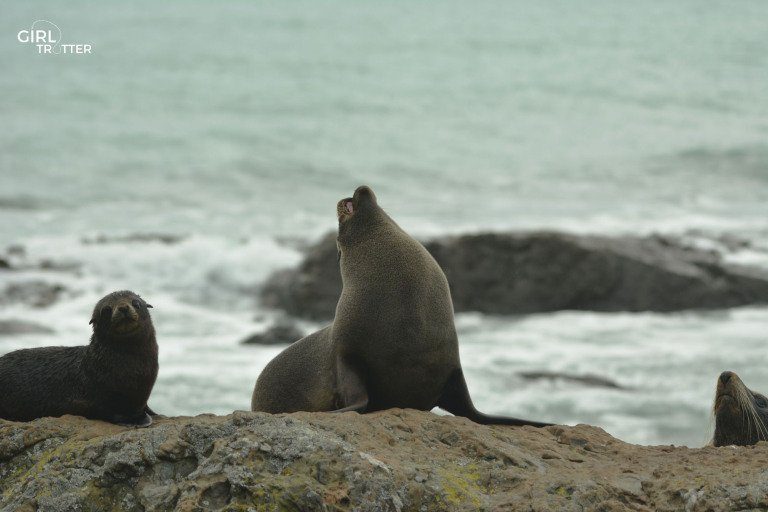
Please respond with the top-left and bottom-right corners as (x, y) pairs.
(89, 325), (158, 355)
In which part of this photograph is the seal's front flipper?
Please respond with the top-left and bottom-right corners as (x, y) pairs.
(438, 369), (552, 427)
(113, 412), (153, 428)
(331, 356), (369, 413)
(145, 405), (165, 418)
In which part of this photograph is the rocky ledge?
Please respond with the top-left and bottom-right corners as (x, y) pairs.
(261, 231), (768, 321)
(1, 410), (767, 512)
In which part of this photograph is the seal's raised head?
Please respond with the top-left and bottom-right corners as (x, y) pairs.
(337, 185), (386, 246)
(90, 290), (154, 337)
(713, 371), (768, 446)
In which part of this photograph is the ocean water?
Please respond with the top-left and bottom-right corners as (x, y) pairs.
(1, 1), (767, 447)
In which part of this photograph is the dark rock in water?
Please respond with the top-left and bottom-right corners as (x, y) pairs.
(426, 232), (768, 315)
(1, 411), (767, 511)
(0, 195), (40, 210)
(240, 319), (305, 345)
(261, 232), (341, 321)
(0, 281), (66, 308)
(260, 231), (768, 320)
(1, 245), (80, 273)
(81, 233), (187, 245)
(6, 245), (25, 257)
(0, 320), (54, 336)
(518, 371), (628, 390)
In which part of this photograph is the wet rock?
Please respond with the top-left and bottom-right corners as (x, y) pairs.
(6, 245), (25, 257)
(240, 319), (305, 345)
(36, 259), (81, 272)
(0, 320), (55, 336)
(261, 231), (768, 320)
(261, 232), (341, 321)
(0, 196), (40, 210)
(1, 246), (80, 273)
(81, 233), (187, 245)
(518, 371), (629, 390)
(1, 410), (767, 511)
(0, 281), (67, 308)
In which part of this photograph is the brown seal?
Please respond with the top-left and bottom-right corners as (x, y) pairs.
(712, 370), (768, 446)
(0, 290), (159, 426)
(252, 186), (550, 427)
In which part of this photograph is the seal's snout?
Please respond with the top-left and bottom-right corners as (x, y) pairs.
(338, 185), (377, 222)
(717, 371), (740, 395)
(110, 301), (140, 334)
(117, 302), (137, 317)
(714, 370), (744, 413)
(353, 185), (376, 203)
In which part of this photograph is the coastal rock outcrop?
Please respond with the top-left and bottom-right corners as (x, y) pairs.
(1, 410), (767, 511)
(0, 319), (54, 336)
(240, 319), (306, 346)
(0, 281), (67, 309)
(261, 231), (768, 320)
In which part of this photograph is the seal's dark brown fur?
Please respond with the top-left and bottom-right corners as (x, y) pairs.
(252, 186), (550, 427)
(0, 290), (158, 426)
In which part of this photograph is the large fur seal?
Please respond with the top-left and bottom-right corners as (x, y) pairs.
(712, 370), (768, 446)
(0, 290), (159, 426)
(252, 186), (550, 427)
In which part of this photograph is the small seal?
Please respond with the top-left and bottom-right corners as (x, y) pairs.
(712, 370), (768, 446)
(0, 290), (159, 426)
(252, 186), (550, 427)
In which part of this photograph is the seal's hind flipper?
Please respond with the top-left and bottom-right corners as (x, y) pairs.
(331, 356), (369, 413)
(113, 412), (153, 428)
(145, 405), (164, 417)
(438, 369), (552, 427)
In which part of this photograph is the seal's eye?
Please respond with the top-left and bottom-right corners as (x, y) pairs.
(132, 299), (141, 309)
(756, 396), (767, 408)
(100, 306), (113, 320)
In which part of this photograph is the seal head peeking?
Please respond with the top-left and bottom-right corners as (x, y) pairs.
(0, 290), (159, 426)
(712, 371), (768, 446)
(253, 186), (550, 427)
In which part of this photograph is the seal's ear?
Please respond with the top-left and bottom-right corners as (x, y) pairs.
(89, 317), (95, 325)
(146, 303), (153, 309)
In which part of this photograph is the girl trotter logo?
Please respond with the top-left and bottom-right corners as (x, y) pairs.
(17, 20), (92, 55)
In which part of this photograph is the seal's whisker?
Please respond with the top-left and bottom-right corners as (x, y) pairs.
(738, 383), (768, 442)
(737, 385), (754, 439)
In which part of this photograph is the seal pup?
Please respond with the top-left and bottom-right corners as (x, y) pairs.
(712, 370), (768, 446)
(0, 290), (159, 426)
(253, 185), (550, 427)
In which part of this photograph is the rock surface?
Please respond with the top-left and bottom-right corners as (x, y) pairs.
(516, 371), (628, 390)
(240, 320), (306, 346)
(0, 319), (55, 336)
(0, 281), (67, 308)
(261, 232), (341, 321)
(261, 231), (768, 320)
(1, 410), (767, 511)
(1, 245), (81, 273)
(81, 233), (187, 245)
